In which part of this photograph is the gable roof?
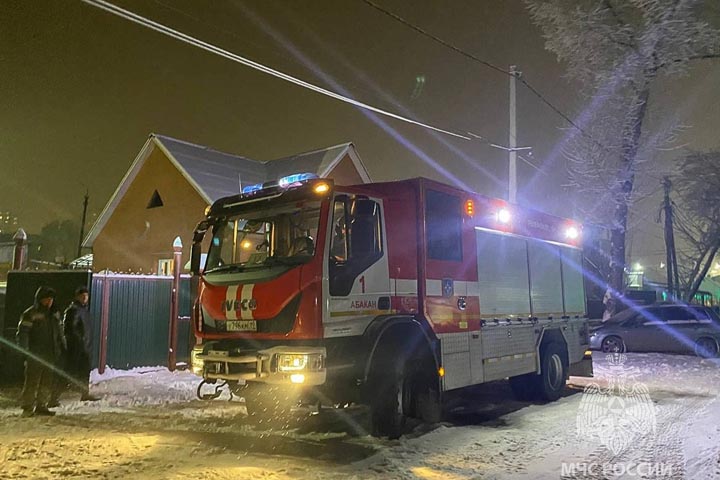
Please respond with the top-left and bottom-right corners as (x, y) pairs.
(153, 135), (266, 203)
(83, 134), (371, 247)
(267, 143), (370, 181)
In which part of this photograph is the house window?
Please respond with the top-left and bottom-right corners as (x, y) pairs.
(158, 259), (172, 276)
(147, 190), (164, 209)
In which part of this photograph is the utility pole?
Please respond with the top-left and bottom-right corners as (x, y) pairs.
(77, 190), (89, 259)
(485, 65), (531, 200)
(509, 65), (518, 204)
(662, 177), (680, 299)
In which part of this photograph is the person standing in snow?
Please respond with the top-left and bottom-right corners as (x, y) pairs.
(60, 286), (100, 402)
(16, 286), (65, 417)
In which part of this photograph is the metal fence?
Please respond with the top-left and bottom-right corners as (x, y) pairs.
(1, 270), (192, 382)
(90, 273), (192, 371)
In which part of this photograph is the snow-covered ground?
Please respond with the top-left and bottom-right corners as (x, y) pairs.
(1, 353), (719, 479)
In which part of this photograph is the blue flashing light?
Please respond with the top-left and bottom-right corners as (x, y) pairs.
(278, 173), (317, 188)
(242, 183), (263, 195)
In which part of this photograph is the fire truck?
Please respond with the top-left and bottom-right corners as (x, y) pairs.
(189, 174), (593, 438)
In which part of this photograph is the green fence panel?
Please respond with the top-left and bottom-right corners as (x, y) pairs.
(90, 274), (192, 370)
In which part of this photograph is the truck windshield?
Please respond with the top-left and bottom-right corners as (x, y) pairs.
(205, 200), (321, 273)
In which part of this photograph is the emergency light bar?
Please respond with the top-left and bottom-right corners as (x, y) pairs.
(278, 173), (317, 188)
(241, 183), (263, 195)
(241, 173), (319, 196)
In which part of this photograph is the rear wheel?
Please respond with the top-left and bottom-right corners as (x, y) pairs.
(695, 337), (719, 358)
(601, 335), (625, 353)
(536, 342), (568, 401)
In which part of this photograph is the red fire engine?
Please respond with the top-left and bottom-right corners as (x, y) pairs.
(189, 174), (593, 437)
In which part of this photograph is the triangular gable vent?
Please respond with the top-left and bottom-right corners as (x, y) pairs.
(147, 190), (164, 209)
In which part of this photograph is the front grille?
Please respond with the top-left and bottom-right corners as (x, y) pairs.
(205, 294), (301, 334)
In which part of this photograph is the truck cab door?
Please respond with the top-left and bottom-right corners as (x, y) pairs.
(323, 195), (391, 338)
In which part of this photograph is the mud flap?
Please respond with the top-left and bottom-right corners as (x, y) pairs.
(568, 354), (593, 378)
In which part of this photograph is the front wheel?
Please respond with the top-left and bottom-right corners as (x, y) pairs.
(369, 356), (409, 439)
(695, 337), (719, 358)
(601, 335), (626, 353)
(368, 347), (440, 439)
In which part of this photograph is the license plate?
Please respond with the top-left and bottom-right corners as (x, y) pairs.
(226, 320), (257, 332)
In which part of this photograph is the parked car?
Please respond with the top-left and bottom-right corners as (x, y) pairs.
(589, 303), (720, 358)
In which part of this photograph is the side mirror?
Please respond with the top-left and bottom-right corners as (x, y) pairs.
(193, 220), (210, 243)
(190, 242), (202, 275)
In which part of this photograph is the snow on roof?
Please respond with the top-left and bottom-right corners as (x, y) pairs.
(69, 253), (93, 269)
(83, 134), (369, 247)
(154, 135), (266, 202)
(155, 135), (364, 200)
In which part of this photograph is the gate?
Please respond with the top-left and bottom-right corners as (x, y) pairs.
(90, 273), (192, 371)
(1, 271), (193, 382)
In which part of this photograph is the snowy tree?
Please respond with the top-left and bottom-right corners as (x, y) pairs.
(526, 0), (720, 295)
(672, 151), (720, 302)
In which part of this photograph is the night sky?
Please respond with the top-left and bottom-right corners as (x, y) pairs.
(2, 1), (719, 274)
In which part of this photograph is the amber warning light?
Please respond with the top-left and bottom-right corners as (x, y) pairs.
(465, 199), (475, 217)
(314, 182), (330, 194)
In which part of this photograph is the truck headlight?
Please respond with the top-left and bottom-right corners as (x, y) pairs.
(277, 353), (324, 372)
(191, 346), (205, 376)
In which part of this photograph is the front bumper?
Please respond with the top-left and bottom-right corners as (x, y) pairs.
(192, 345), (326, 386)
(588, 333), (603, 350)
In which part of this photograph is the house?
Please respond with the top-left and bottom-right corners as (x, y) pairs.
(83, 134), (371, 273)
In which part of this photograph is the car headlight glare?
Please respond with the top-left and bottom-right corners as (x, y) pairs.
(190, 346), (205, 376)
(277, 353), (324, 372)
(278, 354), (307, 371)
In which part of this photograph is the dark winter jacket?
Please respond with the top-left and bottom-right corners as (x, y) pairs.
(63, 300), (93, 354)
(16, 295), (65, 362)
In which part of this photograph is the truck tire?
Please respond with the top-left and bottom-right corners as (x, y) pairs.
(369, 351), (409, 439)
(368, 340), (440, 438)
(536, 342), (568, 401)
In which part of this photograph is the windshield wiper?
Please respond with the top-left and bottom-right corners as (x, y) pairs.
(204, 264), (246, 274)
(263, 255), (310, 266)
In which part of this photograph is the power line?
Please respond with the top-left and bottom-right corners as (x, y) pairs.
(516, 77), (599, 148)
(518, 154), (548, 176)
(82, 0), (474, 141)
(362, 0), (510, 76)
(361, 0), (607, 150)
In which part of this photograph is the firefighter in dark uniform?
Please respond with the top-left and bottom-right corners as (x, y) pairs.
(16, 286), (65, 417)
(61, 286), (99, 402)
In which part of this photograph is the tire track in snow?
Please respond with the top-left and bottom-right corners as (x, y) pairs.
(561, 394), (709, 479)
